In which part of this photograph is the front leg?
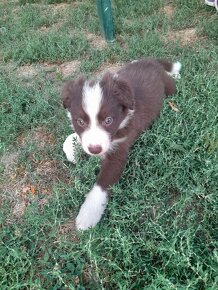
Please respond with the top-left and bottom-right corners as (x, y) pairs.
(63, 133), (80, 163)
(76, 184), (108, 230)
(76, 144), (129, 230)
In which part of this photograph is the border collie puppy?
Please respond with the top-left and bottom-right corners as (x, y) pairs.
(62, 58), (181, 230)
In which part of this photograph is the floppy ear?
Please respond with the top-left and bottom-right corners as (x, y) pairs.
(101, 72), (134, 110)
(61, 76), (85, 109)
(113, 77), (134, 110)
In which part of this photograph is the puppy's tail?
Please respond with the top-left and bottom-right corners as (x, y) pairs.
(157, 59), (182, 80)
(157, 59), (181, 96)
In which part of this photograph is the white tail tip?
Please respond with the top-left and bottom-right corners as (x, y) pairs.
(169, 61), (182, 79)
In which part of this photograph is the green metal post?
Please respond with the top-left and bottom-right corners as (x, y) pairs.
(96, 0), (115, 42)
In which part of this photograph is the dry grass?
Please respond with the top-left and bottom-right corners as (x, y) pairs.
(165, 28), (200, 46)
(15, 61), (81, 79)
(96, 62), (123, 77)
(162, 4), (175, 18)
(85, 32), (107, 50)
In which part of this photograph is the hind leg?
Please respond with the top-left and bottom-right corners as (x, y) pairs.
(162, 73), (177, 96)
(162, 62), (181, 96)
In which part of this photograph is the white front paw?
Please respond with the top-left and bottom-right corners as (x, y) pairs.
(63, 133), (80, 163)
(76, 185), (108, 230)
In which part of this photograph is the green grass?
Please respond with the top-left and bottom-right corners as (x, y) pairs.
(0, 0), (218, 289)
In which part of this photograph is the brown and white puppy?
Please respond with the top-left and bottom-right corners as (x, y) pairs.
(62, 58), (181, 230)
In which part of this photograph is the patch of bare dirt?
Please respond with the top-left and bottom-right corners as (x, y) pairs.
(12, 201), (27, 219)
(1, 151), (18, 175)
(36, 160), (57, 176)
(58, 220), (75, 235)
(165, 28), (198, 46)
(10, 182), (52, 220)
(85, 32), (107, 50)
(58, 220), (79, 242)
(0, 126), (68, 219)
(49, 1), (82, 12)
(162, 5), (175, 18)
(38, 25), (49, 32)
(96, 62), (123, 77)
(16, 61), (81, 80)
(0, 152), (28, 218)
(16, 65), (40, 79)
(59, 60), (81, 77)
(38, 20), (64, 34)
(0, 150), (25, 202)
(1, 156), (68, 219)
(50, 3), (70, 13)
(18, 126), (55, 149)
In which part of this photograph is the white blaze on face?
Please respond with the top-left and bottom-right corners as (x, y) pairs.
(81, 81), (111, 155)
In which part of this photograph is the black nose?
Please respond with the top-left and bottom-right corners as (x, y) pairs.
(88, 145), (102, 155)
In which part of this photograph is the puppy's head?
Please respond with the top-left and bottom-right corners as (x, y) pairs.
(62, 73), (134, 156)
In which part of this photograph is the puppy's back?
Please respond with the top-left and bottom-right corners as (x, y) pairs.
(118, 58), (176, 98)
(117, 59), (178, 130)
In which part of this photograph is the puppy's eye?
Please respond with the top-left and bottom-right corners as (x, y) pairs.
(104, 117), (113, 126)
(77, 118), (85, 127)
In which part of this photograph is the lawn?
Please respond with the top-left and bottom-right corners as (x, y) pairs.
(0, 0), (217, 289)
